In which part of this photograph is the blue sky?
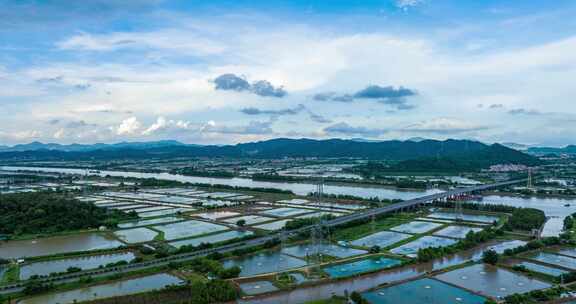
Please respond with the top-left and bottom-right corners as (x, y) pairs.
(1, 0), (575, 146)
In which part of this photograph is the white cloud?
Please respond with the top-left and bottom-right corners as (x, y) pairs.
(58, 30), (226, 56)
(2, 13), (576, 145)
(402, 118), (491, 134)
(142, 116), (195, 135)
(396, 0), (425, 9)
(116, 117), (142, 135)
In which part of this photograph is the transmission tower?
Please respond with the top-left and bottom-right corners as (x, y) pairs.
(527, 168), (534, 189)
(308, 178), (327, 277)
(455, 198), (463, 220)
(276, 228), (289, 280)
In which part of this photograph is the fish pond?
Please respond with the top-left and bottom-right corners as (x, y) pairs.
(323, 257), (403, 279)
(153, 220), (228, 240)
(113, 228), (158, 244)
(391, 236), (458, 257)
(435, 264), (551, 298)
(117, 216), (182, 229)
(223, 251), (308, 277)
(18, 273), (183, 304)
(514, 261), (569, 277)
(239, 281), (279, 296)
(351, 231), (413, 248)
(389, 221), (443, 234)
(362, 278), (486, 304)
(20, 252), (136, 280)
(528, 252), (576, 270)
(282, 244), (367, 259)
(169, 230), (253, 248)
(433, 226), (483, 239)
(0, 233), (123, 259)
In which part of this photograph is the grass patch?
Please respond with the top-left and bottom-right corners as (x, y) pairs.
(305, 296), (347, 304)
(2, 264), (20, 283)
(332, 213), (419, 241)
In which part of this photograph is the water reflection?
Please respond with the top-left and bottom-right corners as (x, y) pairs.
(478, 195), (576, 236)
(18, 273), (183, 304)
(0, 233), (123, 259)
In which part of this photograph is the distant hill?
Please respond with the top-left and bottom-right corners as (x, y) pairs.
(501, 142), (531, 151)
(385, 143), (542, 173)
(527, 145), (576, 155)
(0, 139), (541, 170)
(0, 140), (187, 152)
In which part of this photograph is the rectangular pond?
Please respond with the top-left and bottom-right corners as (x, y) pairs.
(20, 251), (136, 280)
(0, 265), (7, 279)
(528, 252), (576, 270)
(253, 219), (291, 231)
(435, 263), (551, 298)
(135, 206), (173, 213)
(351, 231), (412, 248)
(362, 278), (486, 304)
(169, 230), (253, 248)
(239, 281), (279, 296)
(391, 236), (457, 257)
(260, 207), (314, 217)
(427, 212), (499, 224)
(295, 211), (345, 219)
(282, 244), (367, 259)
(515, 261), (569, 277)
(152, 220), (228, 240)
(0, 233), (123, 259)
(113, 228), (158, 244)
(139, 208), (188, 218)
(557, 247), (576, 258)
(18, 273), (183, 304)
(118, 216), (182, 229)
(389, 221), (443, 234)
(323, 257), (403, 279)
(193, 211), (240, 220)
(223, 251), (308, 277)
(433, 226), (483, 239)
(223, 215), (276, 225)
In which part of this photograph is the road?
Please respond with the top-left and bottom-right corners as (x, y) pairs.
(0, 178), (526, 294)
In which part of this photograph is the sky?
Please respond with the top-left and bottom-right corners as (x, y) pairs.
(1, 0), (576, 146)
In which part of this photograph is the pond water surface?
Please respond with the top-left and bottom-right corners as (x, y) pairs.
(478, 195), (576, 236)
(0, 233), (123, 259)
(18, 273), (183, 304)
(323, 257), (402, 279)
(20, 252), (136, 279)
(435, 263), (551, 298)
(223, 251), (308, 277)
(362, 278), (486, 304)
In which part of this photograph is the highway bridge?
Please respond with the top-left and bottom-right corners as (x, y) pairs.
(0, 178), (526, 294)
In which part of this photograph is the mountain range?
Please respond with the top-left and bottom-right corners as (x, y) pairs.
(0, 138), (541, 169)
(0, 140), (187, 152)
(526, 145), (576, 155)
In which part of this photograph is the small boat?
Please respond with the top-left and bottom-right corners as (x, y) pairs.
(565, 203), (571, 207)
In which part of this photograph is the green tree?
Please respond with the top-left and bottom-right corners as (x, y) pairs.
(482, 249), (499, 265)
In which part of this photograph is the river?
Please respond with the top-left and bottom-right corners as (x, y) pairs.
(0, 166), (443, 200)
(478, 195), (576, 237)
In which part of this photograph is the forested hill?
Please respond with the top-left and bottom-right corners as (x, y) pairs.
(0, 138), (539, 164)
(381, 143), (542, 172)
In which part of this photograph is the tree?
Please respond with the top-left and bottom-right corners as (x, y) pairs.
(236, 219), (246, 227)
(369, 245), (381, 254)
(350, 291), (368, 304)
(482, 249), (499, 265)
